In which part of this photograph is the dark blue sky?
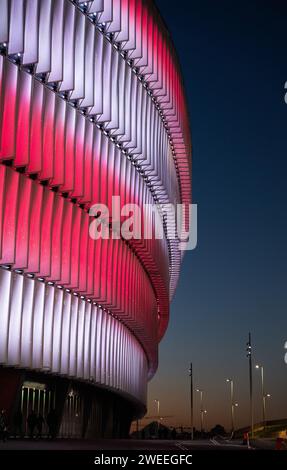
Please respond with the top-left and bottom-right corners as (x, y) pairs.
(147, 0), (287, 430)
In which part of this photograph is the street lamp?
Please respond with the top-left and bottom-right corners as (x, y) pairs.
(255, 364), (265, 427)
(263, 393), (271, 425)
(196, 389), (204, 434)
(154, 399), (160, 437)
(202, 410), (207, 431)
(246, 333), (254, 437)
(226, 378), (235, 435)
(154, 399), (160, 418)
(189, 363), (194, 440)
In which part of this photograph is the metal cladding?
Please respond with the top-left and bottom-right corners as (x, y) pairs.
(0, 0), (191, 408)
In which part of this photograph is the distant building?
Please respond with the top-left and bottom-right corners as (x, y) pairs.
(131, 421), (171, 440)
(0, 0), (191, 437)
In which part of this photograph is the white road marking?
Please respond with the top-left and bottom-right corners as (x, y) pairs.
(175, 441), (189, 451)
(211, 437), (254, 449)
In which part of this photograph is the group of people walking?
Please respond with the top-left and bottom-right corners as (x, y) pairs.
(0, 408), (58, 441)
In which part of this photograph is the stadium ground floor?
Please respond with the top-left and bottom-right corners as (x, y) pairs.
(0, 367), (145, 439)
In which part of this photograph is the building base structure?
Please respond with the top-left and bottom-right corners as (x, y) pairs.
(0, 367), (144, 439)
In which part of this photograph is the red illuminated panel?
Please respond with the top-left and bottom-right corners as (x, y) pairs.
(0, 58), (17, 160)
(14, 177), (32, 269)
(25, 182), (43, 274)
(28, 79), (44, 174)
(15, 72), (32, 168)
(0, 169), (19, 265)
(47, 195), (64, 282)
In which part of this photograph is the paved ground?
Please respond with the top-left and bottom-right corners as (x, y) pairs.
(0, 437), (252, 451)
(1, 438), (285, 469)
(0, 435), (282, 451)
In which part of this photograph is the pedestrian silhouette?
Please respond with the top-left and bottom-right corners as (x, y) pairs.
(47, 409), (58, 439)
(0, 409), (8, 442)
(36, 413), (45, 438)
(13, 409), (23, 438)
(27, 410), (37, 438)
(163, 427), (168, 439)
(171, 427), (177, 440)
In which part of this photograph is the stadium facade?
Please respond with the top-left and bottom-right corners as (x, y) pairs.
(0, 0), (191, 437)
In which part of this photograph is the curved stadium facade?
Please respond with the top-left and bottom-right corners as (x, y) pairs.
(0, 0), (191, 437)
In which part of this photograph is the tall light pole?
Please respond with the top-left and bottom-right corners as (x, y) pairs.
(196, 388), (204, 435)
(246, 332), (254, 437)
(154, 399), (160, 437)
(189, 363), (194, 440)
(154, 399), (160, 419)
(226, 379), (235, 435)
(263, 393), (271, 424)
(202, 410), (207, 431)
(255, 364), (265, 427)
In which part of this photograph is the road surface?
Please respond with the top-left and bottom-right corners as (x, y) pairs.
(0, 437), (251, 450)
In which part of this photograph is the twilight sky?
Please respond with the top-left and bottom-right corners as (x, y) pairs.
(146, 0), (287, 431)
